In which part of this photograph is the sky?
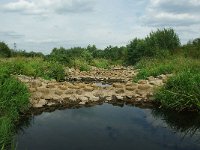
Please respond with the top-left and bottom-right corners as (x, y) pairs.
(0, 0), (200, 54)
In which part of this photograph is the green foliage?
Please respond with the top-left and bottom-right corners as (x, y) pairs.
(0, 75), (30, 147)
(91, 59), (110, 69)
(135, 55), (200, 111)
(0, 42), (11, 58)
(0, 57), (65, 81)
(127, 28), (180, 65)
(145, 28), (180, 52)
(155, 71), (200, 111)
(12, 50), (44, 58)
(127, 38), (147, 64)
(182, 38), (200, 59)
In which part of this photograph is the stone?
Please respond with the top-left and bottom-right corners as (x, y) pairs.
(115, 89), (125, 94)
(47, 102), (56, 106)
(55, 90), (63, 96)
(33, 99), (47, 108)
(76, 90), (83, 95)
(112, 83), (124, 88)
(116, 95), (123, 100)
(126, 86), (137, 91)
(59, 85), (68, 90)
(32, 92), (43, 99)
(105, 96), (112, 101)
(89, 96), (99, 102)
(84, 86), (94, 92)
(138, 80), (147, 84)
(79, 96), (88, 102)
(65, 89), (75, 94)
(79, 101), (86, 105)
(37, 87), (49, 94)
(138, 84), (151, 90)
(46, 84), (55, 88)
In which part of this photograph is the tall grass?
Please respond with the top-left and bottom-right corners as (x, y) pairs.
(134, 55), (200, 111)
(0, 76), (30, 149)
(0, 57), (65, 81)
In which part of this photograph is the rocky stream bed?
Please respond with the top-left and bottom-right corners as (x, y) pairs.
(17, 67), (171, 113)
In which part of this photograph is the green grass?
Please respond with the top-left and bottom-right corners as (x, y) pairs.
(0, 57), (66, 148)
(0, 57), (65, 81)
(0, 76), (30, 149)
(134, 55), (200, 111)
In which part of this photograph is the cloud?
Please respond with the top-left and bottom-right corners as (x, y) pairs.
(1, 0), (95, 15)
(142, 0), (200, 26)
(0, 31), (25, 40)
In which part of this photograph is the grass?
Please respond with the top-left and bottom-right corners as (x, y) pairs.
(0, 57), (66, 149)
(134, 55), (200, 111)
(0, 76), (30, 149)
(0, 57), (65, 81)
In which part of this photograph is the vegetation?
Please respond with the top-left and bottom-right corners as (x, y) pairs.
(0, 74), (30, 148)
(126, 28), (180, 65)
(0, 28), (200, 148)
(134, 36), (200, 111)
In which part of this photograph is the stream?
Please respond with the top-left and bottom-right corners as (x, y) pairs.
(16, 103), (200, 150)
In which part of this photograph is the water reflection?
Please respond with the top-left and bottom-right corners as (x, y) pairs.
(151, 108), (200, 139)
(16, 104), (200, 150)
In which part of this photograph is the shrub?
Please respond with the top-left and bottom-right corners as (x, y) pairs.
(0, 76), (30, 147)
(91, 59), (110, 69)
(0, 42), (11, 58)
(155, 71), (200, 111)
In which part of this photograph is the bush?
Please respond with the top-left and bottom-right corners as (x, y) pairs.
(155, 71), (200, 111)
(126, 28), (180, 65)
(91, 59), (110, 69)
(0, 42), (11, 58)
(0, 76), (30, 147)
(0, 57), (65, 81)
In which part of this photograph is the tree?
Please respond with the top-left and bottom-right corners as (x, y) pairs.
(126, 38), (147, 65)
(145, 28), (180, 52)
(0, 42), (11, 57)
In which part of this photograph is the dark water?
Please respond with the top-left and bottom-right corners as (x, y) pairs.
(16, 104), (200, 150)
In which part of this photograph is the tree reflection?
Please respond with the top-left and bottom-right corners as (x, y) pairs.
(152, 108), (200, 139)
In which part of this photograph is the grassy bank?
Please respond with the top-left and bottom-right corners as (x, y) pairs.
(134, 56), (200, 111)
(0, 57), (66, 149)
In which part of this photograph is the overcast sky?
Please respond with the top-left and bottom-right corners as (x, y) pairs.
(0, 0), (200, 54)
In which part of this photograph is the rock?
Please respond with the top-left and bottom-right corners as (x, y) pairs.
(126, 95), (132, 99)
(46, 84), (55, 88)
(116, 95), (123, 100)
(147, 76), (155, 81)
(105, 96), (112, 101)
(89, 96), (99, 102)
(149, 80), (163, 86)
(37, 87), (49, 94)
(33, 99), (47, 108)
(79, 96), (88, 102)
(65, 89), (75, 94)
(47, 102), (56, 106)
(112, 83), (124, 88)
(76, 90), (83, 95)
(84, 86), (94, 92)
(126, 86), (137, 91)
(138, 80), (147, 84)
(31, 80), (42, 88)
(115, 89), (125, 94)
(55, 90), (63, 96)
(59, 85), (68, 90)
(138, 84), (151, 90)
(79, 101), (86, 105)
(32, 92), (43, 99)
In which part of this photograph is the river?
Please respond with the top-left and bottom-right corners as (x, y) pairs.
(16, 103), (200, 150)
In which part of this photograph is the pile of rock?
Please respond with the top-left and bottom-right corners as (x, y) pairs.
(67, 66), (137, 83)
(17, 73), (171, 109)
